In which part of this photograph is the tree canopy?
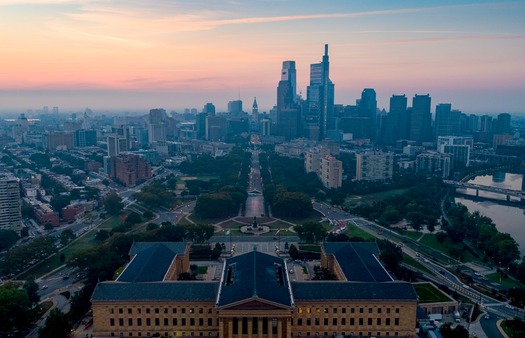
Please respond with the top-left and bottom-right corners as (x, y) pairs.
(102, 192), (124, 215)
(293, 222), (327, 244)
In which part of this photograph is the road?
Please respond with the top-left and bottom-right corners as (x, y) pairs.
(245, 150), (265, 217)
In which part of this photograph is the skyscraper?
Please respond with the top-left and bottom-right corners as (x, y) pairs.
(386, 94), (409, 143)
(0, 172), (21, 231)
(307, 44), (334, 140)
(148, 108), (167, 144)
(281, 61), (297, 102)
(435, 103), (460, 139)
(358, 88), (377, 141)
(409, 94), (432, 144)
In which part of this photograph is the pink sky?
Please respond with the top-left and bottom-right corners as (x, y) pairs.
(1, 1), (524, 114)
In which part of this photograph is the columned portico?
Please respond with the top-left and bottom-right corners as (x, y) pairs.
(219, 316), (290, 338)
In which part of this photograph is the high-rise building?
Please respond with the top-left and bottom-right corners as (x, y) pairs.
(434, 104), (461, 139)
(358, 88), (377, 141)
(437, 136), (473, 167)
(205, 115), (228, 141)
(0, 173), (22, 231)
(107, 135), (128, 157)
(74, 129), (97, 148)
(203, 103), (216, 116)
(110, 154), (152, 187)
(384, 94), (409, 143)
(228, 100), (243, 116)
(355, 151), (394, 181)
(281, 61), (297, 102)
(416, 152), (452, 178)
(493, 113), (511, 134)
(307, 44), (334, 140)
(409, 94), (432, 144)
(45, 131), (75, 150)
(320, 155), (343, 189)
(148, 108), (167, 144)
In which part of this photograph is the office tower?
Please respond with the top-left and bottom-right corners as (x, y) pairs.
(409, 94), (432, 144)
(358, 88), (377, 141)
(228, 100), (243, 116)
(203, 103), (216, 116)
(0, 172), (22, 231)
(281, 60), (297, 102)
(260, 119), (271, 136)
(494, 113), (511, 134)
(307, 44), (334, 140)
(148, 108), (167, 144)
(107, 135), (128, 157)
(437, 136), (473, 167)
(74, 129), (97, 147)
(385, 94), (408, 143)
(468, 114), (480, 132)
(205, 115), (228, 141)
(435, 103), (461, 139)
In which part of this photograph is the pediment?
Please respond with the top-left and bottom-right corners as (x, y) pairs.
(220, 298), (291, 311)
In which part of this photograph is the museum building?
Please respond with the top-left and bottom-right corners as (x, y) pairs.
(90, 242), (417, 338)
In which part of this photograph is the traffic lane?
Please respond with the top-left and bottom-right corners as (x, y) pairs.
(480, 313), (505, 338)
(38, 267), (80, 297)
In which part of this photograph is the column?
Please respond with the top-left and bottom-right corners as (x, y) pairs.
(248, 318), (253, 338)
(285, 318), (291, 338)
(228, 318), (233, 338)
(237, 317), (243, 338)
(267, 319), (272, 338)
(277, 319), (282, 338)
(219, 318), (224, 338)
(258, 318), (263, 338)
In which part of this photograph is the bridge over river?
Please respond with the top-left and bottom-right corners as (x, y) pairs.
(444, 180), (525, 202)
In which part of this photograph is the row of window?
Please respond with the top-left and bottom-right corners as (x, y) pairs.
(294, 317), (400, 327)
(109, 317), (400, 329)
(109, 307), (212, 315)
(109, 317), (217, 327)
(297, 307), (401, 315)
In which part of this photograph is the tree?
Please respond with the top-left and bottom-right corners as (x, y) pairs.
(439, 323), (469, 338)
(0, 229), (18, 251)
(288, 244), (299, 259)
(143, 210), (154, 220)
(23, 278), (40, 306)
(312, 266), (337, 280)
(103, 192), (124, 215)
(293, 222), (327, 244)
(60, 228), (76, 246)
(60, 253), (66, 263)
(124, 211), (142, 226)
(50, 195), (71, 213)
(38, 308), (72, 338)
(0, 283), (32, 331)
(186, 224), (215, 244)
(94, 229), (110, 242)
(377, 239), (403, 274)
(436, 231), (447, 244)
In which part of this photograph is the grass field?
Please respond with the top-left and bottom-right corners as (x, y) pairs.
(19, 215), (121, 279)
(403, 254), (433, 275)
(196, 266), (208, 274)
(485, 272), (523, 289)
(419, 233), (477, 262)
(398, 230), (423, 241)
(344, 189), (408, 207)
(344, 224), (376, 241)
(413, 283), (452, 303)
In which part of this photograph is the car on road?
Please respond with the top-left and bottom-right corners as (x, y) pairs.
(41, 285), (48, 289)
(505, 304), (514, 309)
(484, 314), (490, 320)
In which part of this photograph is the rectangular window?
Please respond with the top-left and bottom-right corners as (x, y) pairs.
(208, 318), (212, 326)
(199, 308), (204, 314)
(315, 318), (320, 325)
(377, 318), (381, 325)
(119, 318), (124, 326)
(316, 308), (321, 313)
(350, 318), (355, 325)
(163, 318), (168, 326)
(190, 318), (195, 326)
(155, 308), (159, 314)
(189, 308), (194, 314)
(173, 318), (177, 325)
(386, 308), (390, 314)
(110, 318), (115, 326)
(199, 318), (203, 326)
(342, 318), (346, 325)
(351, 308), (355, 314)
(378, 308), (382, 314)
(146, 308), (150, 314)
(342, 308), (346, 314)
(137, 318), (142, 326)
(128, 308), (132, 314)
(395, 308), (399, 314)
(182, 318), (186, 325)
(359, 318), (363, 325)
(138, 308), (141, 314)
(118, 308), (123, 314)
(155, 318), (159, 326)
(164, 308), (168, 314)
(368, 308), (373, 314)
(128, 318), (133, 326)
(324, 308), (328, 313)
(386, 318), (390, 325)
(333, 318), (337, 325)
(182, 308), (186, 314)
(359, 308), (364, 314)
(395, 318), (399, 326)
(173, 308), (177, 314)
(298, 319), (303, 326)
(333, 308), (338, 314)
(306, 318), (311, 326)
(368, 318), (372, 325)
(146, 318), (151, 326)
(324, 318), (328, 325)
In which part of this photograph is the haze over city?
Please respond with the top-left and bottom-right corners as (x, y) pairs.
(1, 0), (524, 114)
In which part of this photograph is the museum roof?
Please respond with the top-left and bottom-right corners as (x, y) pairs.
(291, 281), (417, 301)
(322, 242), (392, 282)
(91, 281), (218, 302)
(216, 249), (293, 308)
(117, 242), (187, 282)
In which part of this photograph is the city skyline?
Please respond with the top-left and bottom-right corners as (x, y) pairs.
(1, 0), (524, 114)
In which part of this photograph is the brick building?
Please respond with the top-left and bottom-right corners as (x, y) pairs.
(110, 154), (152, 187)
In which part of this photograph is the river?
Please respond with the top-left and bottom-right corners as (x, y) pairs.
(455, 172), (525, 255)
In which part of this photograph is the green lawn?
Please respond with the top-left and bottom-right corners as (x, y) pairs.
(344, 224), (376, 241)
(278, 211), (323, 225)
(98, 214), (122, 229)
(419, 234), (477, 262)
(486, 272), (523, 289)
(413, 283), (452, 303)
(299, 245), (321, 252)
(403, 254), (433, 275)
(344, 189), (408, 207)
(196, 266), (208, 274)
(398, 230), (423, 241)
